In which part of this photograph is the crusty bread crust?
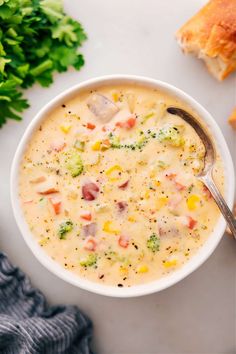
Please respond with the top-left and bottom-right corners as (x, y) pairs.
(176, 0), (236, 80)
(228, 107), (236, 129)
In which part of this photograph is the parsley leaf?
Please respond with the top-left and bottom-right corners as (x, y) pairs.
(0, 0), (86, 127)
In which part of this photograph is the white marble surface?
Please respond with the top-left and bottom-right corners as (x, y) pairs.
(0, 0), (235, 353)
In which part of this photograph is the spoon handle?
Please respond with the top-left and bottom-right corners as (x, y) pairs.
(200, 173), (236, 239)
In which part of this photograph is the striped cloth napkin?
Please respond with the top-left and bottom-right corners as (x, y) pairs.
(0, 253), (93, 354)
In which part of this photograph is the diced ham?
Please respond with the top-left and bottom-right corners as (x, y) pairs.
(84, 237), (97, 251)
(82, 182), (99, 201)
(165, 173), (186, 191)
(175, 182), (186, 191)
(165, 173), (177, 181)
(30, 176), (46, 184)
(118, 235), (130, 248)
(36, 179), (58, 195)
(158, 224), (179, 237)
(178, 215), (197, 230)
(117, 201), (128, 212)
(82, 222), (97, 237)
(118, 180), (129, 190)
(80, 211), (92, 221)
(168, 195), (182, 211)
(49, 196), (61, 215)
(87, 93), (119, 122)
(50, 140), (66, 152)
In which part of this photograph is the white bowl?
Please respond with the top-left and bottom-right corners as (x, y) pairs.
(11, 75), (235, 297)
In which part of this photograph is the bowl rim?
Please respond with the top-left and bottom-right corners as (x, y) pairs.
(10, 74), (235, 298)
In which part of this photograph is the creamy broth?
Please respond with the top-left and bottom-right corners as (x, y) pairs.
(19, 84), (224, 287)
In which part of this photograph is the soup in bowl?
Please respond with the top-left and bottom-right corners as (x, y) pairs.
(11, 76), (235, 297)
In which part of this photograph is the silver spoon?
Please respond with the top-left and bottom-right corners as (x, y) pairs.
(167, 107), (236, 239)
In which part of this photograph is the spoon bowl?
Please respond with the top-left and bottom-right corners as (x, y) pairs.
(167, 106), (236, 238)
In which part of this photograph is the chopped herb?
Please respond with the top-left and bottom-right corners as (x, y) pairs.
(0, 0), (86, 128)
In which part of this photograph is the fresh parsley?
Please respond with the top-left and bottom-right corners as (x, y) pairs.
(0, 0), (87, 127)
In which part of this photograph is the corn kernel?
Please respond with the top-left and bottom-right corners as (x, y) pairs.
(119, 266), (128, 275)
(137, 265), (149, 273)
(60, 124), (71, 134)
(150, 170), (156, 178)
(156, 197), (168, 210)
(39, 237), (48, 246)
(163, 259), (177, 268)
(103, 221), (119, 235)
(144, 190), (150, 199)
(187, 194), (200, 210)
(105, 164), (123, 181)
(128, 216), (136, 222)
(112, 92), (119, 102)
(105, 164), (123, 175)
(92, 141), (101, 151)
(154, 180), (161, 187)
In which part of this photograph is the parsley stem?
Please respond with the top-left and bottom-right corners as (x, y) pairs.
(30, 59), (53, 77)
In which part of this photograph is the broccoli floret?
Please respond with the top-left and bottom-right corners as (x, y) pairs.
(65, 150), (84, 177)
(146, 233), (160, 253)
(80, 253), (97, 267)
(157, 125), (184, 147)
(58, 220), (73, 239)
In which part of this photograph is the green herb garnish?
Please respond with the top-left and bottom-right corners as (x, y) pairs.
(0, 0), (86, 127)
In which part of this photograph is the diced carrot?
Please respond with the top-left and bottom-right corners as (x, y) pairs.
(188, 216), (197, 230)
(80, 211), (92, 221)
(118, 235), (129, 248)
(87, 122), (96, 130)
(115, 115), (136, 129)
(36, 180), (59, 195)
(49, 197), (61, 215)
(101, 139), (111, 149)
(126, 117), (136, 128)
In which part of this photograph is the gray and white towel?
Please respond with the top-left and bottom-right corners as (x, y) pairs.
(0, 253), (93, 354)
